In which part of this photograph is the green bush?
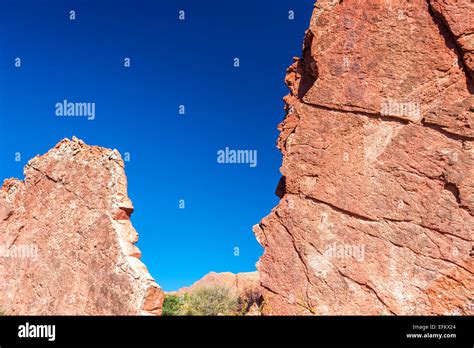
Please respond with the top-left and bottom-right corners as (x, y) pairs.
(162, 294), (185, 316)
(180, 285), (239, 316)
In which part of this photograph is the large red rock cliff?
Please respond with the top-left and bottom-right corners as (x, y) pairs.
(0, 137), (163, 315)
(254, 0), (474, 315)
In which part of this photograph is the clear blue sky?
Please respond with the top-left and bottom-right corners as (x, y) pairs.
(0, 0), (313, 291)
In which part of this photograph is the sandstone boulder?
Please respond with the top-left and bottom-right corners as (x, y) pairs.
(254, 0), (474, 315)
(0, 137), (163, 315)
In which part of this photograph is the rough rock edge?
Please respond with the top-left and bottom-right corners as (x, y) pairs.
(254, 0), (474, 315)
(428, 0), (474, 80)
(1, 136), (163, 315)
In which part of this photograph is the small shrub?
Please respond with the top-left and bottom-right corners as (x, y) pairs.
(162, 294), (185, 316)
(180, 285), (239, 316)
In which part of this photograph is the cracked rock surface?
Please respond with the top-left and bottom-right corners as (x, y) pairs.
(254, 0), (473, 315)
(0, 137), (163, 315)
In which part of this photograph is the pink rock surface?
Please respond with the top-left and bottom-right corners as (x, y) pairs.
(254, 0), (473, 315)
(0, 137), (163, 315)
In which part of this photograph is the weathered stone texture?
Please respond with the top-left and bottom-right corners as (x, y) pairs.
(255, 0), (473, 315)
(0, 137), (163, 315)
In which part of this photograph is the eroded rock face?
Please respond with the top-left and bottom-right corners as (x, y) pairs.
(255, 0), (473, 315)
(0, 137), (163, 315)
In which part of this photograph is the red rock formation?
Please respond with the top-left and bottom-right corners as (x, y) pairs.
(254, 0), (473, 315)
(0, 137), (163, 315)
(174, 271), (260, 297)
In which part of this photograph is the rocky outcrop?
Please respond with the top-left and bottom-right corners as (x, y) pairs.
(175, 271), (260, 297)
(254, 0), (473, 315)
(0, 137), (163, 315)
(173, 271), (262, 315)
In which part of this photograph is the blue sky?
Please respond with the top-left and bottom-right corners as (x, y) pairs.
(0, 0), (313, 291)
